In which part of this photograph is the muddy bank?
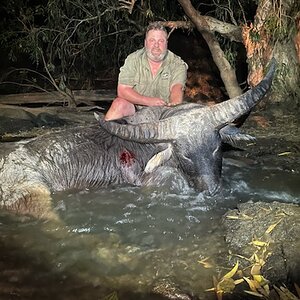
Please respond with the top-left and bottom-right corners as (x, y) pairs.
(224, 109), (300, 172)
(221, 110), (300, 299)
(221, 201), (300, 299)
(0, 105), (102, 140)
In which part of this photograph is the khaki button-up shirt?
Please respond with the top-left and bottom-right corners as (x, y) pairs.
(118, 48), (188, 103)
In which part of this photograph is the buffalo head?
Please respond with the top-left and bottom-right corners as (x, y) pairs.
(98, 59), (276, 194)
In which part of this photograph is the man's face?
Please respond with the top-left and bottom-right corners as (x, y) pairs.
(145, 29), (168, 62)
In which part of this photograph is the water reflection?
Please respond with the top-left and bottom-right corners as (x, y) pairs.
(0, 157), (299, 299)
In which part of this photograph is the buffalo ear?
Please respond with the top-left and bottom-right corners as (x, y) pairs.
(144, 145), (173, 173)
(220, 124), (256, 146)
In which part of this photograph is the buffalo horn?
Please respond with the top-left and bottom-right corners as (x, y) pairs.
(206, 58), (277, 127)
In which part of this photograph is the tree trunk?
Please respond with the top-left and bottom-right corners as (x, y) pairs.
(243, 0), (300, 107)
(201, 31), (242, 98)
(177, 0), (242, 98)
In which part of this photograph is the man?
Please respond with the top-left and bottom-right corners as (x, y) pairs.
(104, 21), (188, 121)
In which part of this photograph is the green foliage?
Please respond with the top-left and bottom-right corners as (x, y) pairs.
(249, 30), (260, 42)
(272, 61), (300, 104)
(214, 31), (240, 70)
(264, 11), (297, 43)
(223, 43), (238, 69)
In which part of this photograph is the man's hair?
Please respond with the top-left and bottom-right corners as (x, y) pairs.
(145, 21), (168, 37)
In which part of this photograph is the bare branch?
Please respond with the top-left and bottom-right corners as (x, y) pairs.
(204, 15), (242, 42)
(177, 0), (243, 42)
(119, 0), (136, 14)
(159, 21), (193, 32)
(177, 0), (243, 98)
(211, 0), (238, 26)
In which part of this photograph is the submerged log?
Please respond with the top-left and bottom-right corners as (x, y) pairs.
(0, 89), (115, 106)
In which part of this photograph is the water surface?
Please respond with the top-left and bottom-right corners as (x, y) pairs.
(0, 154), (299, 300)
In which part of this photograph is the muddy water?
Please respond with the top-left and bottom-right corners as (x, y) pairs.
(0, 157), (299, 300)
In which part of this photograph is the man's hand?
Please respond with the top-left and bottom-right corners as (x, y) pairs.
(149, 97), (166, 106)
(118, 84), (166, 107)
(167, 103), (178, 107)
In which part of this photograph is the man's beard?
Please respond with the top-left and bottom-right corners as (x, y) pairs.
(146, 47), (167, 62)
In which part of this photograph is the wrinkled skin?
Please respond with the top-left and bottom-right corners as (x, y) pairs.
(0, 125), (159, 217)
(0, 110), (221, 214)
(0, 110), (229, 218)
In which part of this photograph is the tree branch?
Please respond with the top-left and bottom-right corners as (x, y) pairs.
(177, 0), (243, 98)
(175, 0), (243, 42)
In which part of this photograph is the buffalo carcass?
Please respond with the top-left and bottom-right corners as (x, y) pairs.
(0, 59), (276, 218)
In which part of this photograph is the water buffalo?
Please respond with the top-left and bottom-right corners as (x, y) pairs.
(0, 59), (276, 218)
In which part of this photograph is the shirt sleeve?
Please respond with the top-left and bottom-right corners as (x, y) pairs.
(170, 59), (188, 89)
(118, 52), (137, 86)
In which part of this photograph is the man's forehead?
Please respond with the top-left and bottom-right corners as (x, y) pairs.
(146, 29), (167, 39)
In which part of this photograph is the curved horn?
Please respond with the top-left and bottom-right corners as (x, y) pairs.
(96, 103), (205, 143)
(96, 114), (176, 143)
(207, 58), (277, 127)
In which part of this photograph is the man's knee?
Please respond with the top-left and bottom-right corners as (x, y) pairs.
(105, 97), (135, 120)
(113, 97), (129, 108)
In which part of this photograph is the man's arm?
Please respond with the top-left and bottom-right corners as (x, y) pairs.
(168, 55), (188, 106)
(169, 83), (184, 106)
(118, 84), (166, 107)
